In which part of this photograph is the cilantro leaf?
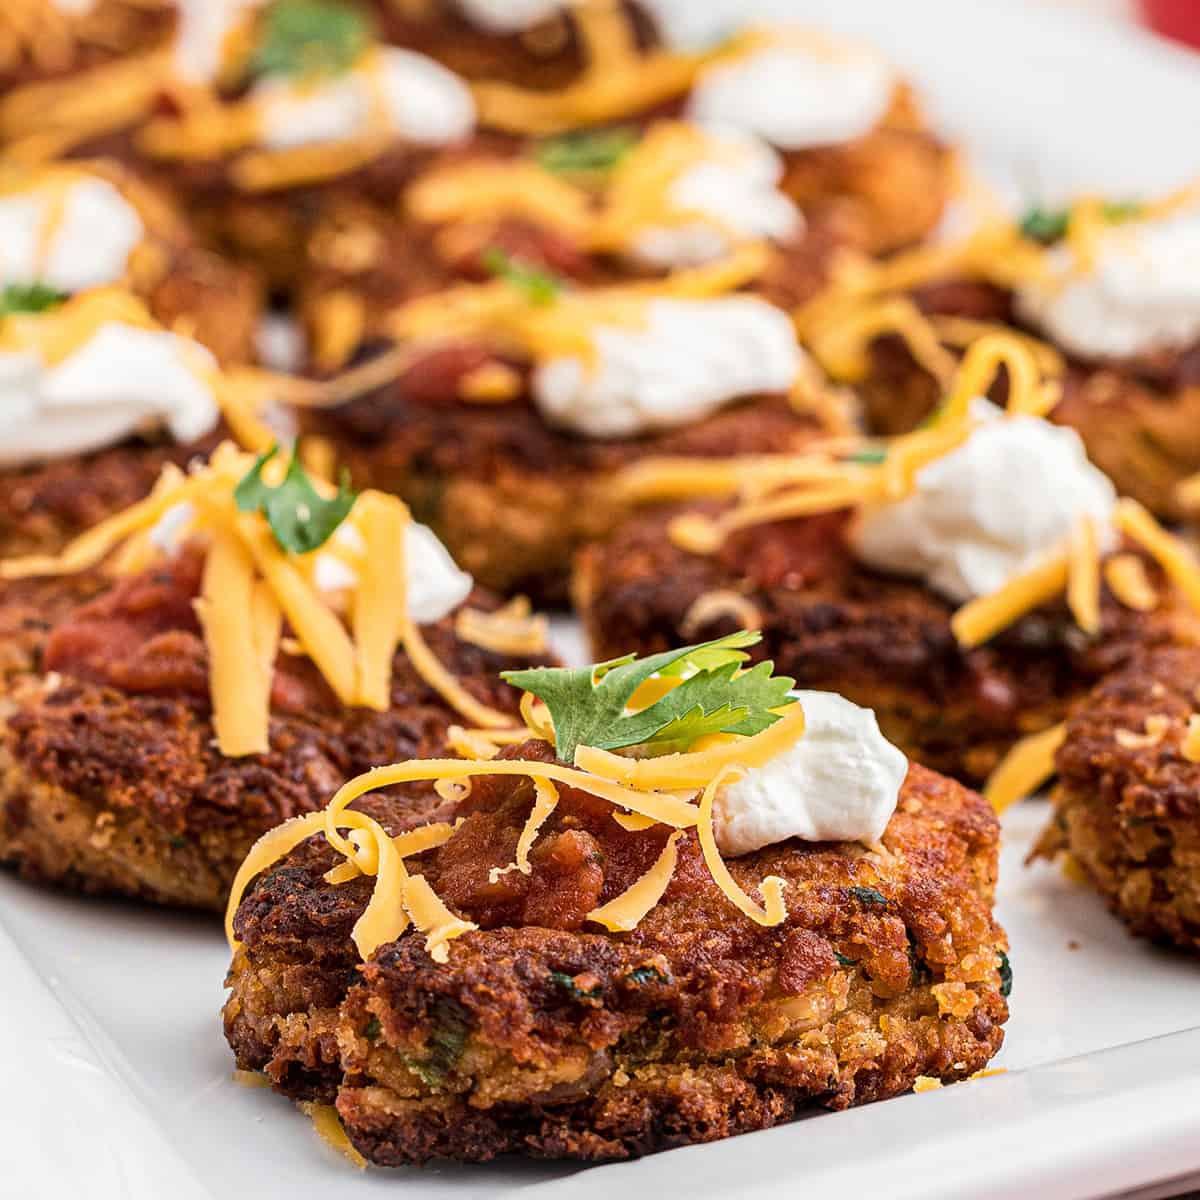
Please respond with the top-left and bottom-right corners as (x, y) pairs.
(0, 282), (67, 316)
(234, 444), (357, 554)
(501, 631), (796, 762)
(534, 126), (638, 177)
(843, 445), (887, 465)
(250, 0), (371, 80)
(482, 247), (562, 307)
(1019, 200), (1142, 244)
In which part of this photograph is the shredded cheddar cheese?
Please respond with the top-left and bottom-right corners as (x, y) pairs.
(1114, 499), (1200, 613)
(298, 1103), (367, 1170)
(1182, 715), (1200, 764)
(1066, 516), (1101, 636)
(3, 443), (519, 757)
(951, 553), (1070, 649)
(983, 722), (1067, 814)
(471, 0), (721, 135)
(587, 831), (682, 932)
(1103, 553), (1159, 612)
(455, 597), (548, 658)
(489, 778), (559, 882)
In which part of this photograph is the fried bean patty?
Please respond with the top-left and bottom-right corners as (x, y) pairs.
(224, 741), (1007, 1163)
(1032, 645), (1200, 954)
(0, 546), (543, 910)
(574, 506), (1200, 783)
(858, 280), (1200, 521)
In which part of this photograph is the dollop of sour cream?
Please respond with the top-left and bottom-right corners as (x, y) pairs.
(312, 520), (473, 624)
(1016, 206), (1200, 360)
(0, 177), (144, 294)
(255, 48), (476, 150)
(533, 296), (801, 438)
(630, 127), (802, 270)
(456, 0), (563, 34)
(687, 32), (896, 151)
(852, 402), (1117, 604)
(173, 0), (267, 83)
(714, 690), (907, 855)
(0, 323), (220, 468)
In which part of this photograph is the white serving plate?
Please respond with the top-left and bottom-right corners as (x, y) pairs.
(3, 2), (1200, 1198)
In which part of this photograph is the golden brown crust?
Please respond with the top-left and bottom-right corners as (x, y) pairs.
(0, 550), (547, 910)
(1034, 646), (1200, 953)
(0, 430), (223, 561)
(224, 749), (1007, 1162)
(575, 505), (1200, 782)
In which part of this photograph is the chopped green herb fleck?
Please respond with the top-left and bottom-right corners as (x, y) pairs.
(848, 886), (888, 908)
(551, 970), (602, 1001)
(363, 1017), (382, 1042)
(481, 247), (562, 307)
(168, 835), (189, 850)
(998, 950), (1013, 998)
(406, 999), (469, 1088)
(250, 0), (371, 80)
(844, 446), (887, 465)
(534, 126), (638, 177)
(0, 282), (68, 316)
(234, 443), (357, 555)
(502, 631), (797, 762)
(627, 965), (669, 986)
(1019, 200), (1143, 244)
(834, 952), (858, 968)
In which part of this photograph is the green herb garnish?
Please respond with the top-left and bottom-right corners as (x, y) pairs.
(534, 126), (638, 178)
(502, 631), (796, 763)
(234, 443), (357, 554)
(0, 282), (68, 316)
(848, 886), (888, 908)
(844, 446), (887, 466)
(551, 970), (602, 1001)
(998, 950), (1013, 998)
(481, 247), (562, 307)
(1019, 200), (1143, 244)
(627, 965), (669, 986)
(363, 1017), (382, 1042)
(250, 0), (371, 80)
(834, 952), (858, 968)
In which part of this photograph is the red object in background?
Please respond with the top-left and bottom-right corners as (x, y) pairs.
(1141, 0), (1200, 49)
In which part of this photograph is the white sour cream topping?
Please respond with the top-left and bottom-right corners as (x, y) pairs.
(714, 691), (907, 855)
(0, 178), (144, 294)
(456, 0), (563, 34)
(852, 402), (1117, 604)
(313, 520), (473, 624)
(50, 0), (97, 13)
(173, 0), (266, 83)
(1016, 207), (1200, 360)
(255, 48), (476, 150)
(0, 324), (220, 468)
(630, 128), (801, 270)
(533, 296), (801, 439)
(687, 34), (896, 151)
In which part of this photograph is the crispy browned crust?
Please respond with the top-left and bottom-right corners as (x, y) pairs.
(1033, 646), (1200, 953)
(0, 431), (221, 561)
(307, 390), (834, 602)
(575, 506), (1200, 783)
(0, 556), (546, 910)
(224, 744), (1007, 1163)
(858, 278), (1200, 520)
